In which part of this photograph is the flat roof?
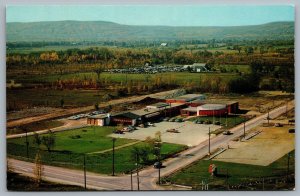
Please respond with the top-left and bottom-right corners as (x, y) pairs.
(182, 107), (198, 112)
(168, 94), (205, 101)
(131, 107), (160, 116)
(112, 112), (141, 119)
(191, 99), (238, 105)
(148, 102), (170, 108)
(88, 114), (108, 119)
(198, 104), (227, 110)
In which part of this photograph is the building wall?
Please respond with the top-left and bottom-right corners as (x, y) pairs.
(87, 118), (105, 126)
(111, 118), (136, 126)
(198, 109), (227, 116)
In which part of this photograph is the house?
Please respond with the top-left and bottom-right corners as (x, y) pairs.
(87, 114), (111, 126)
(183, 63), (208, 72)
(160, 43), (168, 46)
(6, 80), (22, 88)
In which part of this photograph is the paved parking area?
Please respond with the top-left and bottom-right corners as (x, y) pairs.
(110, 121), (221, 146)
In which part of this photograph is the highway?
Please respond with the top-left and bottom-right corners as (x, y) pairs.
(8, 100), (294, 190)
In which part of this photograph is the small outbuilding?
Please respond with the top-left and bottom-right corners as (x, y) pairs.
(87, 114), (111, 126)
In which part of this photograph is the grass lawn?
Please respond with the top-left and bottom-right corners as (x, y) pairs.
(8, 126), (135, 154)
(7, 126), (187, 174)
(165, 151), (295, 190)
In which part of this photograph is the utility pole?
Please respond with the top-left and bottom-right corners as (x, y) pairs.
(226, 168), (229, 190)
(287, 152), (291, 181)
(158, 162), (161, 185)
(83, 154), (87, 190)
(130, 170), (133, 190)
(112, 138), (116, 176)
(267, 108), (270, 126)
(213, 110), (215, 124)
(208, 127), (211, 156)
(226, 114), (228, 127)
(25, 128), (29, 158)
(136, 153), (140, 191)
(262, 177), (265, 190)
(286, 101), (288, 117)
(243, 122), (246, 139)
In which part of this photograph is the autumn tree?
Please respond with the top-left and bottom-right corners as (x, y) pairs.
(33, 150), (43, 187)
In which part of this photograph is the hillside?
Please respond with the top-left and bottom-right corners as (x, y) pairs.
(6, 20), (294, 42)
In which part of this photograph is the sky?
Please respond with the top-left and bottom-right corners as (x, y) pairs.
(6, 5), (294, 26)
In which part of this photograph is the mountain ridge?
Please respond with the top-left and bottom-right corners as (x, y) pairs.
(6, 20), (294, 42)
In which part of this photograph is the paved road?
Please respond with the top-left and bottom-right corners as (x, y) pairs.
(8, 101), (294, 190)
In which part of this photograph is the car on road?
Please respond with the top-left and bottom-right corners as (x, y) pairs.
(153, 162), (163, 169)
(166, 129), (180, 133)
(222, 130), (232, 135)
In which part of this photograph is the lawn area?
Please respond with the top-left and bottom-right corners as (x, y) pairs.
(8, 126), (135, 154)
(165, 151), (295, 190)
(7, 126), (187, 174)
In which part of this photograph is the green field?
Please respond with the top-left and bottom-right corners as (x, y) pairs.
(7, 126), (187, 174)
(165, 151), (295, 190)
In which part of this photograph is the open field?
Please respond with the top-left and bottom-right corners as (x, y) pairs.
(7, 88), (117, 108)
(7, 126), (186, 174)
(165, 151), (295, 190)
(7, 120), (64, 135)
(213, 122), (295, 166)
(111, 121), (220, 147)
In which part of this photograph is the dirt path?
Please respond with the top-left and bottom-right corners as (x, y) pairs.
(87, 141), (141, 154)
(7, 89), (181, 128)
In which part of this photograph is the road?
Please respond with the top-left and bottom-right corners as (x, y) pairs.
(7, 89), (182, 128)
(8, 100), (294, 190)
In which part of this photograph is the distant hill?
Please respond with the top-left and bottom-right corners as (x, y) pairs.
(6, 20), (294, 42)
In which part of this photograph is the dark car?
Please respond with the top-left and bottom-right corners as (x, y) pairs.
(223, 130), (232, 135)
(153, 162), (163, 169)
(113, 130), (123, 134)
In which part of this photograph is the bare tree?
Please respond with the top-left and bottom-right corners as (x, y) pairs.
(42, 130), (56, 152)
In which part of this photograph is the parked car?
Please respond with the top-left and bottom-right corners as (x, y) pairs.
(153, 162), (163, 169)
(147, 122), (155, 126)
(113, 130), (123, 134)
(163, 117), (170, 121)
(175, 118), (183, 122)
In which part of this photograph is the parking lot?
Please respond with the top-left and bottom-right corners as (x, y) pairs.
(110, 121), (221, 146)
